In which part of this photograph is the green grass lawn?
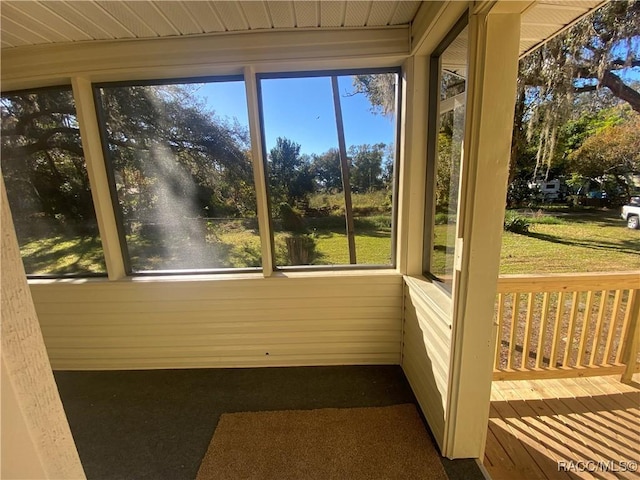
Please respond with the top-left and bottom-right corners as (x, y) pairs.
(20, 234), (106, 275)
(499, 209), (640, 274)
(16, 208), (639, 275)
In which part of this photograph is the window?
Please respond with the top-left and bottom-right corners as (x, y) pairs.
(95, 78), (260, 273)
(1, 87), (107, 276)
(424, 16), (469, 290)
(258, 70), (400, 268)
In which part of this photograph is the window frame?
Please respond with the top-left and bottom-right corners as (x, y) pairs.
(1, 84), (109, 279)
(422, 12), (469, 292)
(93, 75), (263, 276)
(256, 67), (403, 272)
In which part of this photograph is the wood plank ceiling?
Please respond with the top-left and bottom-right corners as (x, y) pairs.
(0, 1), (421, 48)
(0, 1), (605, 58)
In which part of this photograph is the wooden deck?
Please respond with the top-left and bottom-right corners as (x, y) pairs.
(484, 375), (640, 480)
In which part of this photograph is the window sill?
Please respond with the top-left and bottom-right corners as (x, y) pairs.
(27, 268), (401, 286)
(403, 275), (453, 328)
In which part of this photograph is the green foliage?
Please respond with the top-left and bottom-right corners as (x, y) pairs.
(281, 234), (318, 265)
(567, 112), (640, 200)
(349, 143), (386, 193)
(434, 213), (450, 225)
(436, 132), (453, 210)
(310, 148), (343, 193)
(278, 203), (306, 233)
(503, 211), (531, 234)
(506, 178), (534, 208)
(513, 1), (640, 181)
(1, 89), (97, 224)
(97, 84), (255, 221)
(307, 191), (391, 216)
(268, 137), (315, 205)
(528, 211), (565, 225)
(351, 73), (397, 117)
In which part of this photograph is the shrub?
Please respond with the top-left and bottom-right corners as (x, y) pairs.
(504, 211), (531, 234)
(282, 234), (318, 265)
(434, 213), (450, 225)
(279, 203), (306, 233)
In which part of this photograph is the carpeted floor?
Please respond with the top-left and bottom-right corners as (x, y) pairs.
(54, 366), (485, 480)
(197, 404), (448, 480)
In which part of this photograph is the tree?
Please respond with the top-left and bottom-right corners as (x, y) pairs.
(1, 83), (259, 238)
(268, 137), (314, 205)
(567, 112), (640, 200)
(1, 89), (96, 226)
(514, 0), (640, 180)
(310, 149), (343, 193)
(351, 74), (397, 117)
(349, 143), (385, 193)
(98, 84), (255, 219)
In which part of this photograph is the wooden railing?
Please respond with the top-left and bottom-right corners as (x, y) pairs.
(493, 272), (640, 381)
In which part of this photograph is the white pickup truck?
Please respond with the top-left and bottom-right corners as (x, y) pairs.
(621, 198), (640, 229)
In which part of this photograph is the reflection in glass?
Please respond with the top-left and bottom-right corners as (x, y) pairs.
(1, 88), (107, 275)
(96, 80), (260, 272)
(259, 72), (398, 267)
(431, 27), (468, 289)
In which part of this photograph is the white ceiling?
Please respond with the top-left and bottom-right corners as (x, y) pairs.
(0, 0), (605, 58)
(0, 1), (421, 48)
(520, 0), (604, 56)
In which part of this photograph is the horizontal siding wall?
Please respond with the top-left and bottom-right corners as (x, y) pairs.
(30, 272), (403, 370)
(401, 279), (452, 451)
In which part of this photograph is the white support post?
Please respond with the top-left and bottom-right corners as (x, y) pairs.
(444, 9), (521, 458)
(1, 177), (86, 479)
(72, 77), (126, 280)
(397, 56), (430, 276)
(244, 66), (274, 277)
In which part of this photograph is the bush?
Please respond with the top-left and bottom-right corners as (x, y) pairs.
(280, 233), (318, 265)
(504, 211), (531, 234)
(279, 203), (306, 233)
(434, 213), (450, 225)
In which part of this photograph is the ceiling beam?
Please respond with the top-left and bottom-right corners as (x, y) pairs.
(1, 26), (410, 90)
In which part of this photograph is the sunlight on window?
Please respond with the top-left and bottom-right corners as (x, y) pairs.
(259, 71), (399, 268)
(96, 79), (261, 273)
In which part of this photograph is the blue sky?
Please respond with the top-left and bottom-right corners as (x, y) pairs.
(197, 75), (396, 155)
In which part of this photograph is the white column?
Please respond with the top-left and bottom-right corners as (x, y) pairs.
(1, 177), (86, 479)
(397, 55), (430, 275)
(445, 8), (521, 458)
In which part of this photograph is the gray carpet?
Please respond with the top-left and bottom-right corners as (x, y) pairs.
(53, 366), (484, 480)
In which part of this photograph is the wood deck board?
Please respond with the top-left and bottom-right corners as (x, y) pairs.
(484, 375), (640, 480)
(491, 387), (572, 480)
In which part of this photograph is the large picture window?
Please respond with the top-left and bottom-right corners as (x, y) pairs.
(95, 78), (260, 273)
(1, 87), (107, 276)
(424, 17), (468, 290)
(258, 70), (400, 268)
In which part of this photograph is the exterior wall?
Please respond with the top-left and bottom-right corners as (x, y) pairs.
(31, 272), (403, 370)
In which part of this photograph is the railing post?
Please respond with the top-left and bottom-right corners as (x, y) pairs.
(621, 289), (640, 384)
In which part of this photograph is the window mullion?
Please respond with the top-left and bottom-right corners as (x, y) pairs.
(244, 66), (274, 277)
(71, 77), (126, 280)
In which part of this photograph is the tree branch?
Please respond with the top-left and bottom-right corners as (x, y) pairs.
(600, 70), (640, 113)
(574, 85), (598, 94)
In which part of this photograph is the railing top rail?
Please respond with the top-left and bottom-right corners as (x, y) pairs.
(497, 271), (640, 294)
